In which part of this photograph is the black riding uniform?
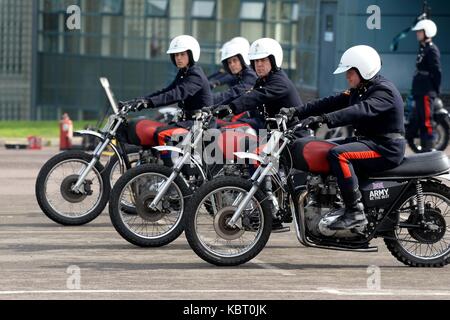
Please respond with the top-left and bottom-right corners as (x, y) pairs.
(145, 64), (213, 116)
(230, 69), (303, 130)
(208, 69), (237, 89)
(294, 74), (405, 206)
(213, 68), (257, 106)
(409, 41), (442, 149)
(144, 64), (212, 162)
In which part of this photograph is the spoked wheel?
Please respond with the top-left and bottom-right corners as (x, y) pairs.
(105, 151), (142, 214)
(184, 176), (272, 266)
(35, 150), (109, 225)
(109, 164), (191, 247)
(385, 182), (450, 267)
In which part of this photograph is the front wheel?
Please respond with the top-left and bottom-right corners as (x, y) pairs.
(384, 181), (450, 267)
(184, 176), (273, 266)
(109, 164), (191, 247)
(35, 150), (109, 225)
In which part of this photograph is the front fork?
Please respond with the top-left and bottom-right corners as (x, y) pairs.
(72, 137), (112, 193)
(148, 152), (191, 210)
(227, 163), (272, 227)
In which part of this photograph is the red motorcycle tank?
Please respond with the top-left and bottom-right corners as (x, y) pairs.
(126, 118), (167, 147)
(292, 137), (338, 174)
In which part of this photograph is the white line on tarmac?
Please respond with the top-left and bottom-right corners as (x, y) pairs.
(252, 258), (296, 276)
(0, 289), (450, 296)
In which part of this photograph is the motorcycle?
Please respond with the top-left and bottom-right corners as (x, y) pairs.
(108, 108), (259, 247)
(35, 78), (168, 225)
(184, 114), (450, 267)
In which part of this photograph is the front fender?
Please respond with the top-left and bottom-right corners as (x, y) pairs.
(234, 152), (264, 163)
(152, 145), (184, 154)
(74, 130), (104, 140)
(74, 130), (124, 171)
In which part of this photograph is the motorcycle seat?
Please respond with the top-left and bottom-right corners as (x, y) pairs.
(370, 151), (450, 179)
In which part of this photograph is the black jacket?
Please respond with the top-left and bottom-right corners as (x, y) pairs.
(212, 68), (257, 105)
(295, 74), (405, 164)
(208, 70), (236, 89)
(145, 65), (213, 112)
(412, 42), (441, 96)
(230, 69), (303, 129)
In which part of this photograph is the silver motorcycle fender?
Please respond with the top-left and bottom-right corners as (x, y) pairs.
(152, 146), (206, 181)
(152, 145), (184, 154)
(74, 130), (124, 174)
(234, 152), (264, 164)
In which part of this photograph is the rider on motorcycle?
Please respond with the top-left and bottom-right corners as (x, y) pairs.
(126, 35), (212, 162)
(212, 39), (257, 107)
(210, 37), (303, 232)
(408, 19), (442, 152)
(208, 37), (251, 89)
(214, 37), (303, 131)
(129, 34), (212, 116)
(281, 45), (405, 230)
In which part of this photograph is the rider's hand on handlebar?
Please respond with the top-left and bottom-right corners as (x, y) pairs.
(129, 98), (152, 112)
(279, 107), (298, 120)
(202, 105), (233, 118)
(301, 115), (327, 129)
(214, 105), (233, 118)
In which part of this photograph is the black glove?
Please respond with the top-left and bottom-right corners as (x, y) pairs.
(302, 115), (327, 129)
(213, 105), (233, 118)
(129, 98), (152, 112)
(280, 107), (298, 119)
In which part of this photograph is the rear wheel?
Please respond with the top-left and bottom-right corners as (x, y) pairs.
(384, 182), (450, 267)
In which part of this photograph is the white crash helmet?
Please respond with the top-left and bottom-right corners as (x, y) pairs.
(333, 45), (381, 80)
(248, 38), (283, 69)
(221, 41), (251, 73)
(412, 19), (437, 38)
(230, 37), (250, 49)
(166, 35), (201, 66)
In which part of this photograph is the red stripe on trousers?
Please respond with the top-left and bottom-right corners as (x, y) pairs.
(157, 127), (188, 155)
(232, 112), (246, 122)
(338, 151), (382, 179)
(424, 95), (433, 136)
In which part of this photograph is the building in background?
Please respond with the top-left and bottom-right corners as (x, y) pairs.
(0, 0), (449, 120)
(0, 0), (36, 120)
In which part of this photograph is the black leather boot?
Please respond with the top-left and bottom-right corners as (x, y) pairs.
(327, 189), (368, 230)
(327, 202), (367, 230)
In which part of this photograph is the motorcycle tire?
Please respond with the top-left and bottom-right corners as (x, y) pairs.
(384, 181), (450, 267)
(184, 176), (273, 266)
(35, 150), (110, 226)
(109, 164), (191, 247)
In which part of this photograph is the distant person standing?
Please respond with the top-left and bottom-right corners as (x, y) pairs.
(408, 19), (442, 152)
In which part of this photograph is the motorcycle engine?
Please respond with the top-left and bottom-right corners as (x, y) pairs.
(304, 175), (359, 238)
